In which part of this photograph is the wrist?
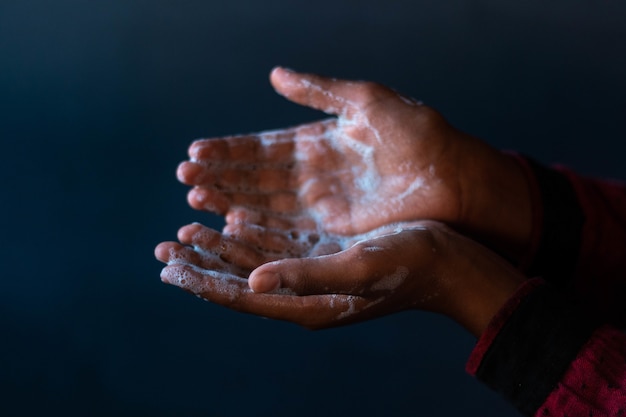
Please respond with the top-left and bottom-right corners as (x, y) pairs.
(441, 235), (526, 337)
(460, 144), (534, 264)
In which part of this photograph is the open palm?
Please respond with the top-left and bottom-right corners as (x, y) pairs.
(177, 68), (490, 235)
(156, 220), (446, 328)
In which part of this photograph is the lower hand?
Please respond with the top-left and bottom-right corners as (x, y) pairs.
(155, 220), (524, 335)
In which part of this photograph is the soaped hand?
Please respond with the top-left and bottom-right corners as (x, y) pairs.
(177, 67), (532, 260)
(155, 220), (524, 335)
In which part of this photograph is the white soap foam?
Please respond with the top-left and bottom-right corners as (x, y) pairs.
(361, 246), (384, 252)
(336, 295), (358, 320)
(164, 263), (248, 303)
(394, 176), (426, 201)
(371, 266), (408, 292)
(299, 79), (357, 116)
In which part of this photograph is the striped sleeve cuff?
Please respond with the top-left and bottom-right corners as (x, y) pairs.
(467, 279), (600, 416)
(510, 155), (585, 285)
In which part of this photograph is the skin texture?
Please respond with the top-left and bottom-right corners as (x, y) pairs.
(155, 67), (531, 336)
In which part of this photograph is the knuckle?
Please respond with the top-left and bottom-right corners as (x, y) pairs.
(356, 81), (387, 104)
(416, 105), (447, 129)
(345, 245), (371, 278)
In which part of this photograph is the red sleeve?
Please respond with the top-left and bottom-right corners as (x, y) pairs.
(560, 168), (626, 326)
(466, 157), (626, 416)
(467, 279), (626, 417)
(537, 325), (626, 416)
(514, 155), (626, 325)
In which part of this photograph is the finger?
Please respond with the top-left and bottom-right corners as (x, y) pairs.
(188, 119), (337, 166)
(161, 263), (371, 329)
(236, 293), (373, 329)
(248, 245), (370, 295)
(161, 263), (250, 303)
(180, 119), (338, 188)
(270, 67), (393, 116)
(177, 160), (297, 192)
(186, 186), (231, 214)
(155, 241), (201, 265)
(155, 241), (251, 276)
(177, 223), (271, 271)
(188, 130), (296, 167)
(222, 222), (318, 257)
(187, 186), (300, 215)
(223, 211), (343, 258)
(225, 207), (318, 231)
(226, 207), (292, 229)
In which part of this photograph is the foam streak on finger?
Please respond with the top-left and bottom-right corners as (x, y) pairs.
(160, 255), (389, 328)
(188, 131), (296, 166)
(187, 187), (231, 214)
(229, 293), (373, 329)
(212, 166), (298, 193)
(225, 207), (318, 231)
(178, 223), (269, 271)
(178, 161), (297, 192)
(270, 67), (360, 117)
(161, 263), (374, 329)
(188, 185), (301, 215)
(223, 223), (314, 257)
(161, 264), (250, 304)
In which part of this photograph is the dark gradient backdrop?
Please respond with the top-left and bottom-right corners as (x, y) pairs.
(2, 1), (626, 416)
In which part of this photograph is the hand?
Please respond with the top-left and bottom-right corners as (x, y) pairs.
(177, 67), (532, 261)
(155, 220), (524, 336)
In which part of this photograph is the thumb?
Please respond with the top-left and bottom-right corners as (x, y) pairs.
(248, 248), (368, 295)
(270, 67), (390, 116)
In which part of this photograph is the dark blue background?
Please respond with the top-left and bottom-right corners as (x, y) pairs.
(2, 1), (625, 416)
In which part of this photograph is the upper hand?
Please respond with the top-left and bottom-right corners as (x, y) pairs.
(177, 68), (532, 260)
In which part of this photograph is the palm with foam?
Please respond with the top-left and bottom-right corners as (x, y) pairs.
(155, 219), (435, 326)
(156, 218), (523, 333)
(177, 67), (482, 236)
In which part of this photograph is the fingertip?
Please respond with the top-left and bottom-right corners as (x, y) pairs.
(176, 162), (186, 182)
(249, 268), (281, 293)
(177, 222), (201, 243)
(224, 211), (238, 225)
(187, 188), (203, 209)
(269, 65), (282, 80)
(187, 188), (212, 211)
(154, 241), (172, 262)
(269, 66), (281, 85)
(159, 268), (172, 284)
(187, 187), (230, 214)
(176, 161), (202, 185)
(269, 66), (293, 93)
(226, 208), (262, 226)
(160, 265), (197, 290)
(222, 224), (237, 236)
(270, 65), (292, 78)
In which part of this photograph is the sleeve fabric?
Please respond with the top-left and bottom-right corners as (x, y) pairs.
(516, 156), (626, 326)
(467, 155), (626, 416)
